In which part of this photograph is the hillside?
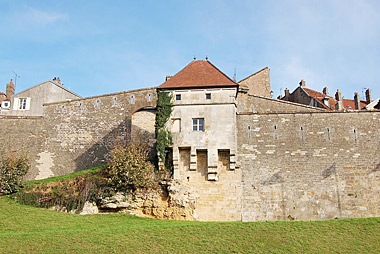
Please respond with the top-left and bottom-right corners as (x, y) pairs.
(0, 195), (379, 253)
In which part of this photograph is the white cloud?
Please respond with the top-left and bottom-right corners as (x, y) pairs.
(15, 7), (67, 27)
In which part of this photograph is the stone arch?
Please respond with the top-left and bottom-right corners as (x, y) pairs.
(131, 107), (156, 144)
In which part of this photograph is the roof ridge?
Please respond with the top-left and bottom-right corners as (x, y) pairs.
(206, 60), (238, 85)
(14, 80), (81, 98)
(238, 67), (269, 83)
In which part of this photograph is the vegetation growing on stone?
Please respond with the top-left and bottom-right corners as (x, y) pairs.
(0, 150), (30, 195)
(12, 142), (158, 212)
(155, 91), (173, 170)
(12, 166), (109, 212)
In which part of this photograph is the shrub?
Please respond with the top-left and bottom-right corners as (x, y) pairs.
(0, 150), (30, 195)
(106, 142), (155, 191)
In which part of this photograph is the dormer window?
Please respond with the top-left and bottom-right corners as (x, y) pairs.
(206, 93), (211, 100)
(176, 94), (181, 100)
(323, 97), (330, 107)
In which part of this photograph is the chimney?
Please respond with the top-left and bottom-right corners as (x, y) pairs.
(335, 89), (343, 111)
(323, 86), (328, 95)
(365, 88), (372, 104)
(165, 75), (172, 81)
(6, 79), (15, 100)
(53, 77), (63, 86)
(299, 80), (306, 88)
(284, 88), (290, 101)
(354, 92), (361, 110)
(0, 92), (6, 102)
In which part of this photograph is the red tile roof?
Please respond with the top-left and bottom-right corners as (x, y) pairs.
(303, 88), (368, 110)
(303, 88), (336, 110)
(158, 60), (238, 89)
(342, 99), (367, 110)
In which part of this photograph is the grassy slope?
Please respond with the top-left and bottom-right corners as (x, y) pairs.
(0, 196), (379, 253)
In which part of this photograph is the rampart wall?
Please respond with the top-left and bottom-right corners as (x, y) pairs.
(237, 111), (380, 221)
(0, 88), (157, 180)
(0, 116), (45, 180)
(41, 87), (157, 178)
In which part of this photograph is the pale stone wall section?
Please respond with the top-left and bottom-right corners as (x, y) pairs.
(35, 151), (55, 180)
(238, 67), (271, 97)
(131, 109), (156, 142)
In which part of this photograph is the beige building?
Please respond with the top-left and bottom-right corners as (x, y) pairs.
(0, 77), (80, 116)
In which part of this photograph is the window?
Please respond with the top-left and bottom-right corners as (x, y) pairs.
(19, 98), (27, 110)
(206, 93), (211, 100)
(176, 94), (181, 100)
(148, 94), (151, 102)
(193, 118), (205, 131)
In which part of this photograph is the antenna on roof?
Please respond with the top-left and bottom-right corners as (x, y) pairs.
(233, 68), (236, 82)
(12, 71), (20, 86)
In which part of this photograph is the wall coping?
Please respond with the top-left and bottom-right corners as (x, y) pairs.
(43, 86), (157, 106)
(238, 110), (380, 116)
(242, 94), (324, 111)
(0, 115), (43, 119)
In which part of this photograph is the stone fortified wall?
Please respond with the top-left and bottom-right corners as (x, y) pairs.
(0, 88), (157, 180)
(237, 111), (380, 221)
(0, 116), (45, 180)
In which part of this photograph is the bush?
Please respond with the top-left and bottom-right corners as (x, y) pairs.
(0, 150), (30, 195)
(13, 174), (108, 212)
(106, 142), (155, 191)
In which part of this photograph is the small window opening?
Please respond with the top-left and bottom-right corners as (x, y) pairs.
(274, 125), (277, 130)
(193, 118), (205, 131)
(176, 94), (181, 100)
(148, 94), (151, 102)
(327, 127), (331, 141)
(353, 128), (358, 143)
(130, 95), (135, 104)
(206, 93), (211, 100)
(248, 125), (251, 130)
(300, 126), (304, 141)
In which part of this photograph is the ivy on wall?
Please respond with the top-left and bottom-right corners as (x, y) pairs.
(155, 91), (173, 169)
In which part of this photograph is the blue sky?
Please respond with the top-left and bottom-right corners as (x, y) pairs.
(0, 0), (379, 100)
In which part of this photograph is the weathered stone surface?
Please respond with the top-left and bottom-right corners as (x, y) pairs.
(237, 111), (380, 221)
(97, 180), (196, 220)
(80, 201), (99, 215)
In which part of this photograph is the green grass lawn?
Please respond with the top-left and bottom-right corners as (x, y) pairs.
(0, 196), (379, 253)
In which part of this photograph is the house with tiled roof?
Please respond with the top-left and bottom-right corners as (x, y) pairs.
(158, 59), (239, 182)
(281, 80), (371, 111)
